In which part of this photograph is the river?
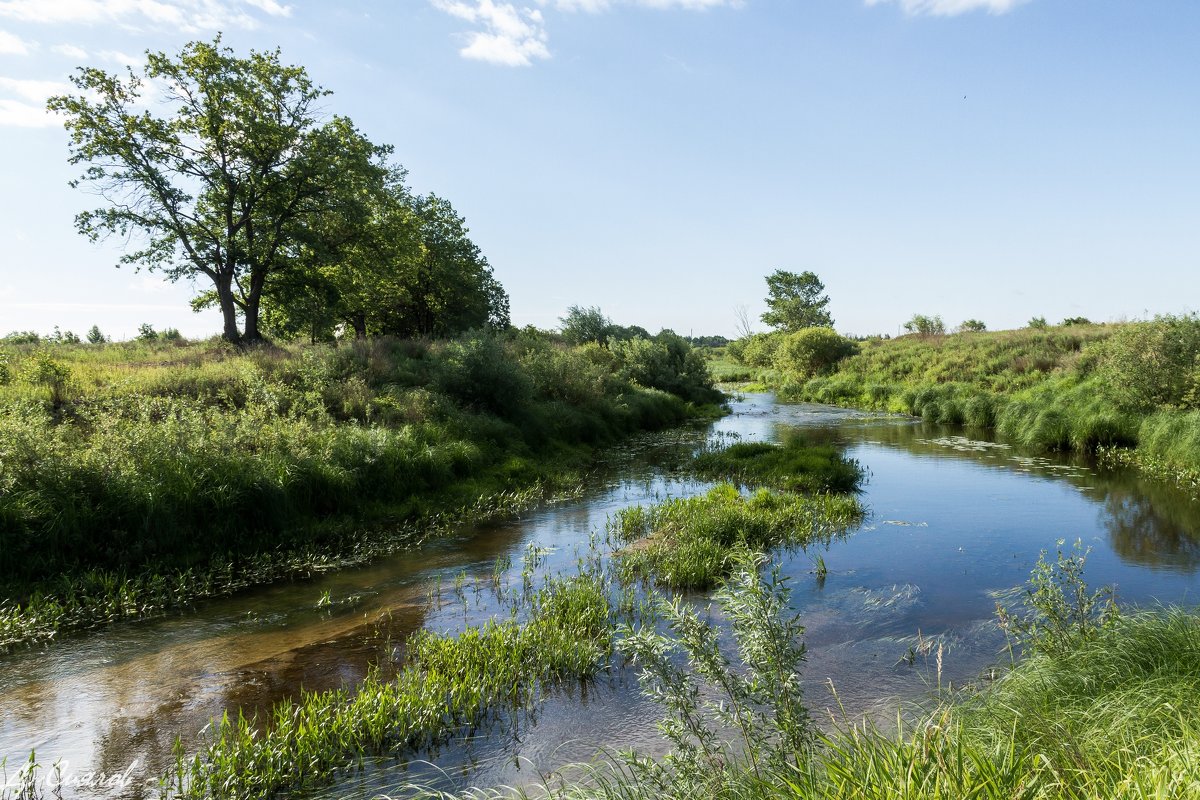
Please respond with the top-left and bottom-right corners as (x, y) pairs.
(3, 393), (1199, 798)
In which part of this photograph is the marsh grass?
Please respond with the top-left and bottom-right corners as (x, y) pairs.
(167, 573), (613, 799)
(612, 484), (863, 589)
(690, 434), (864, 494)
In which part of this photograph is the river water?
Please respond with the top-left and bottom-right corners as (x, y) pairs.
(3, 393), (1199, 798)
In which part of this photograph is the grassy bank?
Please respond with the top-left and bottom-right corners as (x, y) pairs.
(690, 433), (864, 494)
(727, 318), (1200, 484)
(0, 330), (722, 649)
(439, 549), (1200, 800)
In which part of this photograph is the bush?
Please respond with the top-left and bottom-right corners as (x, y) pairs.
(1095, 314), (1200, 411)
(611, 332), (717, 404)
(433, 333), (532, 419)
(737, 332), (782, 368)
(957, 319), (987, 333)
(903, 314), (945, 336)
(772, 327), (858, 379)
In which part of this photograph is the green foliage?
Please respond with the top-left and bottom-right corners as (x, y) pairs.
(611, 332), (719, 404)
(760, 270), (834, 332)
(903, 314), (945, 336)
(619, 553), (812, 790)
(957, 319), (987, 332)
(995, 539), (1119, 657)
(21, 351), (71, 406)
(613, 484), (863, 589)
(433, 332), (533, 418)
(734, 331), (783, 368)
(85, 324), (107, 344)
(169, 574), (612, 799)
(1027, 316), (1049, 329)
(560, 305), (613, 346)
(0, 355), (9, 386)
(690, 435), (863, 494)
(1094, 314), (1200, 411)
(772, 327), (858, 379)
(2, 331), (41, 344)
(1061, 316), (1092, 326)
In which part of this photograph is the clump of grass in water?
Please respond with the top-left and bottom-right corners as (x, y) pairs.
(690, 433), (864, 494)
(612, 483), (863, 589)
(166, 573), (612, 799)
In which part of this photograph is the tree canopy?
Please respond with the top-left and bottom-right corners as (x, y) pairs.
(760, 270), (834, 332)
(49, 37), (508, 345)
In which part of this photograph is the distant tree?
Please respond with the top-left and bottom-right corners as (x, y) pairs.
(760, 270), (833, 332)
(958, 319), (987, 333)
(1061, 316), (1092, 327)
(86, 325), (108, 344)
(560, 306), (613, 347)
(49, 37), (390, 346)
(137, 323), (158, 341)
(2, 331), (41, 344)
(903, 314), (945, 336)
(1028, 316), (1049, 330)
(50, 326), (81, 343)
(733, 305), (755, 339)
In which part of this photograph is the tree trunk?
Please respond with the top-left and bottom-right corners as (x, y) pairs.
(243, 268), (267, 345)
(216, 276), (242, 344)
(351, 312), (367, 340)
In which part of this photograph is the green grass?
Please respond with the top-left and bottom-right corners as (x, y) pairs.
(726, 322), (1200, 484)
(0, 332), (722, 649)
(168, 573), (613, 799)
(613, 484), (864, 589)
(690, 434), (864, 494)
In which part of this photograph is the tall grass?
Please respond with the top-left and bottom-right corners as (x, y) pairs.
(0, 332), (721, 648)
(167, 573), (613, 799)
(613, 484), (863, 589)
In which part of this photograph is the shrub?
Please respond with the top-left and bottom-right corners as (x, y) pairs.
(903, 314), (945, 336)
(1027, 316), (1049, 329)
(772, 327), (858, 379)
(1095, 314), (1200, 411)
(957, 319), (987, 333)
(611, 332), (717, 404)
(737, 332), (782, 368)
(433, 332), (532, 419)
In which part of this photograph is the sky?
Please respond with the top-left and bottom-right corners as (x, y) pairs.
(0, 0), (1197, 340)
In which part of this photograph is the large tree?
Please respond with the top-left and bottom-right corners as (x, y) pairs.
(49, 38), (388, 345)
(760, 270), (834, 332)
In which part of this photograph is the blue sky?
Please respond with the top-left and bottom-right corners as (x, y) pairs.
(0, 0), (1197, 339)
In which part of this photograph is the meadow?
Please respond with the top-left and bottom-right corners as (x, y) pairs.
(0, 329), (721, 648)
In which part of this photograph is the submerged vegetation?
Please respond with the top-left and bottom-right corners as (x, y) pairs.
(169, 573), (613, 799)
(0, 329), (720, 649)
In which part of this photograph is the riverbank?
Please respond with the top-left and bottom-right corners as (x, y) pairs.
(0, 331), (722, 651)
(724, 318), (1200, 491)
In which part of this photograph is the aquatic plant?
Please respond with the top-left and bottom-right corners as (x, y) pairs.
(613, 484), (863, 589)
(690, 434), (864, 494)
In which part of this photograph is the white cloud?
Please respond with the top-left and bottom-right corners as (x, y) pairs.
(51, 43), (88, 59)
(0, 0), (293, 32)
(0, 76), (70, 127)
(864, 0), (1030, 16)
(0, 27), (32, 54)
(432, 0), (550, 66)
(432, 0), (740, 65)
(0, 97), (55, 126)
